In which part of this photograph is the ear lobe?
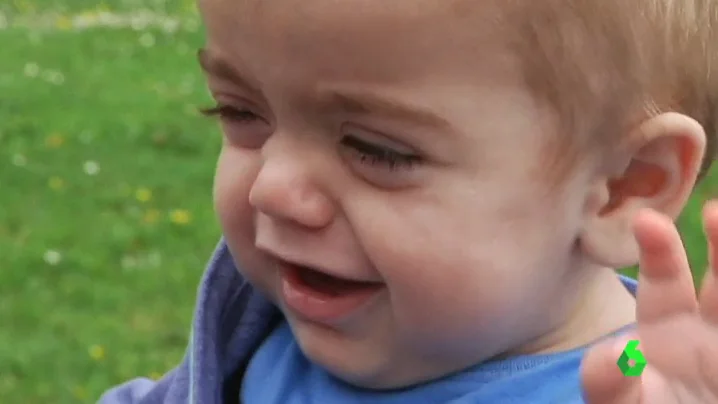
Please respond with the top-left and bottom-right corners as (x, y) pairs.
(579, 112), (706, 268)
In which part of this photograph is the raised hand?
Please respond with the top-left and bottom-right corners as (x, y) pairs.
(581, 202), (718, 404)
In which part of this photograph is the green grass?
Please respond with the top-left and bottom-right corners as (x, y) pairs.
(0, 4), (219, 403)
(0, 3), (715, 403)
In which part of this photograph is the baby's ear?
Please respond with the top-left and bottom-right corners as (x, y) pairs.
(579, 112), (706, 268)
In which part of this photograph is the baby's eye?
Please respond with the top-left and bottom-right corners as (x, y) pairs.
(200, 105), (261, 123)
(200, 104), (270, 148)
(340, 135), (421, 170)
(339, 134), (423, 188)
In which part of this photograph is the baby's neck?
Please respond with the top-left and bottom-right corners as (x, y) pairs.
(518, 267), (637, 356)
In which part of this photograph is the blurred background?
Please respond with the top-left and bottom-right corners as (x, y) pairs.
(0, 1), (715, 403)
(1, 1), (220, 402)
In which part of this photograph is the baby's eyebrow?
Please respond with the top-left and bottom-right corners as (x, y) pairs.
(197, 48), (261, 94)
(197, 48), (450, 130)
(319, 91), (451, 130)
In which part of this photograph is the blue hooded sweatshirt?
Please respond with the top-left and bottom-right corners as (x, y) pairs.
(98, 239), (637, 404)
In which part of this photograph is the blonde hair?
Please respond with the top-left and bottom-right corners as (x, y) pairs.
(504, 0), (717, 180)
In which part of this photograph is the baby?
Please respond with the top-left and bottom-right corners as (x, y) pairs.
(100, 0), (718, 403)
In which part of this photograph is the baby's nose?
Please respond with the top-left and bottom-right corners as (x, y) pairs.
(248, 158), (335, 229)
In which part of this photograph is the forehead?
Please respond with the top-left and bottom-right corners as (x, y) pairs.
(198, 0), (501, 37)
(198, 0), (516, 85)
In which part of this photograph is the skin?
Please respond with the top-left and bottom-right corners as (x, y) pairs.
(197, 0), (717, 398)
(582, 206), (718, 403)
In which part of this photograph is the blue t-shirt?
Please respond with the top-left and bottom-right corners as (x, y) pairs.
(242, 277), (637, 404)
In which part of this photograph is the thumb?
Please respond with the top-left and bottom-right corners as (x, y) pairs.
(580, 334), (642, 404)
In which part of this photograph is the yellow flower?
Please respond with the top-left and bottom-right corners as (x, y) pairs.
(48, 176), (64, 191)
(143, 209), (160, 224)
(169, 209), (192, 225)
(45, 133), (65, 148)
(88, 344), (105, 361)
(71, 385), (88, 400)
(55, 16), (72, 30)
(135, 187), (153, 203)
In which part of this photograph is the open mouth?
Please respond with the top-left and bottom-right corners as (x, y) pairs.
(280, 261), (383, 322)
(291, 264), (382, 297)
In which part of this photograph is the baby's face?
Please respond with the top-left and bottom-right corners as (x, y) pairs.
(203, 0), (603, 388)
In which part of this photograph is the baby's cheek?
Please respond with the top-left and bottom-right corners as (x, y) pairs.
(381, 223), (558, 355)
(214, 148), (258, 229)
(395, 265), (514, 322)
(214, 148), (268, 280)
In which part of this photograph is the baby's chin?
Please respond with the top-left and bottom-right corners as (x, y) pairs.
(293, 327), (472, 390)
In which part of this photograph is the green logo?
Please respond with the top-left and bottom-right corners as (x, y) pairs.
(617, 340), (647, 376)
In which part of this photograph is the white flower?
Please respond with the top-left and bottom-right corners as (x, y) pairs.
(83, 160), (100, 176)
(24, 63), (40, 78)
(43, 250), (62, 266)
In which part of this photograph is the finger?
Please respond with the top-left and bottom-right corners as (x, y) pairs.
(581, 335), (641, 404)
(634, 209), (698, 324)
(699, 200), (718, 325)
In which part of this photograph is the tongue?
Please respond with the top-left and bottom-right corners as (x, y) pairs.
(299, 268), (376, 296)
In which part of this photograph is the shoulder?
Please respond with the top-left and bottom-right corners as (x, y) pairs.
(99, 239), (281, 404)
(195, 238), (281, 363)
